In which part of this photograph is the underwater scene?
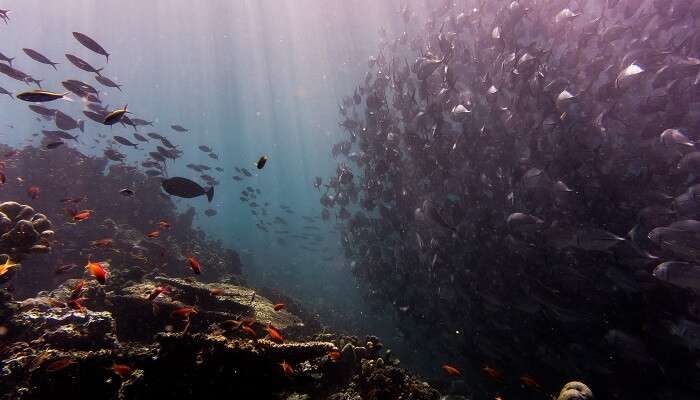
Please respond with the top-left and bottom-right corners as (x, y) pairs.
(1, 0), (700, 399)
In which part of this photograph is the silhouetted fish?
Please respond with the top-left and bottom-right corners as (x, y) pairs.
(72, 32), (110, 62)
(22, 48), (59, 69)
(65, 53), (102, 75)
(94, 75), (122, 91)
(162, 177), (214, 202)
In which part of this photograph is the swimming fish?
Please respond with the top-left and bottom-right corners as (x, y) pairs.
(256, 155), (268, 169)
(103, 105), (129, 125)
(72, 32), (110, 62)
(162, 177), (214, 202)
(16, 89), (69, 102)
(86, 260), (107, 284)
(22, 48), (59, 70)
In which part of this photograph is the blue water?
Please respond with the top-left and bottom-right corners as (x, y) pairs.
(0, 0), (415, 356)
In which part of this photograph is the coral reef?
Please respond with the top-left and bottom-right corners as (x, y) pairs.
(557, 382), (594, 400)
(0, 201), (52, 256)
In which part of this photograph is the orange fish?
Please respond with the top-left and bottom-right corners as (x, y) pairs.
(86, 261), (107, 284)
(442, 364), (461, 376)
(328, 350), (341, 362)
(27, 186), (40, 199)
(158, 220), (171, 229)
(241, 325), (257, 339)
(519, 375), (543, 391)
(46, 358), (76, 372)
(170, 306), (197, 319)
(111, 364), (132, 378)
(148, 286), (169, 301)
(0, 172), (5, 185)
(70, 280), (86, 300)
(73, 210), (92, 222)
(280, 360), (294, 377)
(187, 256), (202, 275)
(210, 288), (225, 296)
(273, 303), (285, 311)
(68, 297), (87, 312)
(494, 396), (503, 400)
(91, 238), (113, 247)
(147, 231), (160, 238)
(266, 323), (284, 343)
(482, 365), (504, 381)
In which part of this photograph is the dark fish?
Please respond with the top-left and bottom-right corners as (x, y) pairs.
(42, 130), (79, 142)
(72, 32), (110, 62)
(0, 50), (14, 66)
(83, 110), (107, 123)
(171, 125), (188, 132)
(119, 188), (135, 197)
(146, 132), (165, 140)
(16, 89), (68, 102)
(54, 110), (80, 131)
(204, 209), (217, 217)
(241, 168), (252, 177)
(160, 137), (177, 149)
(103, 105), (129, 125)
(145, 169), (162, 176)
(28, 105), (56, 117)
(113, 135), (138, 148)
(22, 48), (58, 69)
(198, 145), (211, 152)
(65, 53), (103, 75)
(208, 153), (218, 160)
(161, 177), (214, 202)
(45, 141), (64, 149)
(94, 75), (122, 91)
(133, 133), (149, 142)
(131, 118), (153, 126)
(0, 63), (38, 86)
(149, 152), (166, 162)
(0, 85), (13, 99)
(256, 155), (268, 169)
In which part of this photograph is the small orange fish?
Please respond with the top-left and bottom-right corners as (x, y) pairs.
(86, 261), (107, 284)
(111, 364), (132, 378)
(442, 364), (462, 376)
(73, 210), (92, 222)
(27, 186), (40, 199)
(273, 303), (285, 311)
(46, 358), (76, 372)
(280, 360), (294, 377)
(158, 220), (171, 229)
(67, 297), (87, 312)
(70, 280), (86, 300)
(241, 325), (257, 339)
(147, 231), (160, 238)
(482, 365), (504, 381)
(148, 286), (169, 301)
(187, 256), (202, 275)
(210, 288), (225, 296)
(519, 375), (543, 391)
(328, 350), (341, 362)
(0, 172), (5, 184)
(170, 306), (197, 319)
(266, 323), (284, 343)
(91, 238), (113, 247)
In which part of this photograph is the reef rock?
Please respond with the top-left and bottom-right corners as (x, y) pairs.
(0, 202), (52, 255)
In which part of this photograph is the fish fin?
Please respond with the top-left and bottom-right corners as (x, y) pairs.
(206, 186), (214, 202)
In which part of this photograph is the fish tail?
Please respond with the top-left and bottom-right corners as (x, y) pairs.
(106, 53), (110, 63)
(206, 186), (214, 202)
(51, 62), (59, 70)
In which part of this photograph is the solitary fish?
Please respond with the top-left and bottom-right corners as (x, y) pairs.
(103, 105), (129, 125)
(16, 89), (69, 103)
(256, 155), (268, 169)
(22, 48), (59, 70)
(65, 53), (103, 75)
(170, 125), (189, 132)
(162, 177), (214, 202)
(72, 32), (110, 62)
